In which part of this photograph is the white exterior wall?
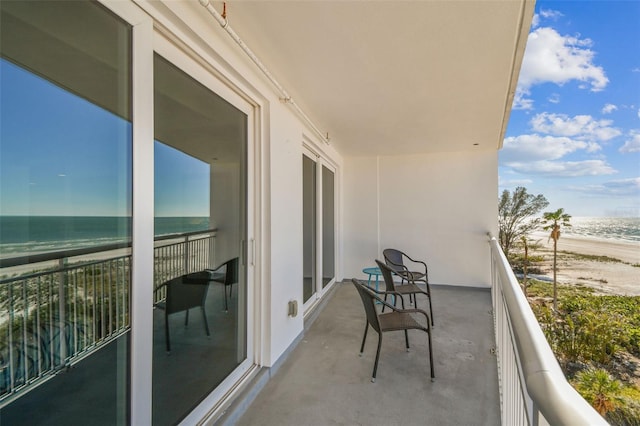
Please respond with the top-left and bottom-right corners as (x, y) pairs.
(344, 150), (498, 287)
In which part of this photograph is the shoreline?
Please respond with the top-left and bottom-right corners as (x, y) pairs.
(528, 232), (640, 296)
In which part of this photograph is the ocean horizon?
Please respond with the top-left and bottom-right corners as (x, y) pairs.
(0, 215), (210, 257)
(0, 215), (638, 259)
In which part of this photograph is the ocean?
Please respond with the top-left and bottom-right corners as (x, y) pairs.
(564, 217), (640, 243)
(0, 215), (638, 259)
(0, 216), (210, 257)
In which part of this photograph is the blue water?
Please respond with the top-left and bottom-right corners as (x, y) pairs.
(0, 216), (209, 256)
(565, 217), (640, 243)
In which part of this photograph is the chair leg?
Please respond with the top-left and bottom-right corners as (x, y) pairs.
(372, 333), (382, 383)
(185, 309), (190, 326)
(427, 285), (434, 326)
(427, 327), (435, 381)
(359, 323), (369, 355)
(165, 312), (171, 353)
(201, 306), (210, 336)
(222, 285), (229, 312)
(405, 330), (410, 351)
(381, 294), (387, 313)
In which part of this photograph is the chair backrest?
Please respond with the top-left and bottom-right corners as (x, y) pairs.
(224, 257), (239, 286)
(383, 248), (405, 273)
(351, 279), (381, 333)
(165, 275), (209, 314)
(375, 259), (397, 292)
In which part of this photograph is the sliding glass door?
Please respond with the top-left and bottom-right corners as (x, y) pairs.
(322, 165), (336, 288)
(152, 53), (248, 425)
(302, 149), (336, 309)
(302, 153), (316, 305)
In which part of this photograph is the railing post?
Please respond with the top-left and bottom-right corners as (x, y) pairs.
(58, 258), (67, 365)
(184, 235), (190, 274)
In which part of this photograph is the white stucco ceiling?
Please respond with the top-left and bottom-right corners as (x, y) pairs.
(209, 1), (535, 157)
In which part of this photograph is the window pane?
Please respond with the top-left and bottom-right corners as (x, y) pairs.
(302, 156), (316, 303)
(152, 54), (247, 425)
(0, 2), (131, 424)
(322, 166), (335, 287)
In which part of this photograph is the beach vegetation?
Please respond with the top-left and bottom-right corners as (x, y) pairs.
(498, 187), (549, 258)
(525, 279), (640, 424)
(562, 251), (625, 264)
(542, 208), (572, 311)
(573, 368), (625, 416)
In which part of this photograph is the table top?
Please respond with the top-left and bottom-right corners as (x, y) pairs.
(362, 267), (382, 275)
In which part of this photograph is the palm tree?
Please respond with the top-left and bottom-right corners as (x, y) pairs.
(542, 208), (571, 311)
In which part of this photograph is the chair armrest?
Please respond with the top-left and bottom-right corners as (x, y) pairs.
(354, 279), (406, 309)
(365, 284), (406, 301)
(403, 254), (428, 273)
(206, 263), (225, 273)
(394, 307), (431, 325)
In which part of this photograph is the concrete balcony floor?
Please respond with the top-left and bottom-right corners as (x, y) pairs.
(235, 282), (500, 426)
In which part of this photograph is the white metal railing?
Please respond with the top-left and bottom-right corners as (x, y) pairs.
(488, 234), (608, 426)
(0, 229), (216, 406)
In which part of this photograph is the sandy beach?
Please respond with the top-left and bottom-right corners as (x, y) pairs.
(529, 231), (640, 296)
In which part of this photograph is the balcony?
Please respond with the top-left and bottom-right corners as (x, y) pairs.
(0, 235), (606, 425)
(234, 282), (501, 425)
(221, 237), (607, 426)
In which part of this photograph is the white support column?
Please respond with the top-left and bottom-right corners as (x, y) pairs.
(131, 18), (154, 426)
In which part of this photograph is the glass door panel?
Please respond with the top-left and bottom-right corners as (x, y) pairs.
(0, 1), (132, 424)
(302, 154), (316, 304)
(152, 54), (247, 425)
(322, 166), (335, 288)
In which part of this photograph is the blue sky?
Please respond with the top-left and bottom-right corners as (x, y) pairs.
(0, 58), (209, 217)
(500, 1), (640, 217)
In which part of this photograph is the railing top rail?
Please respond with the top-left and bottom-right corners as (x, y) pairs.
(0, 228), (217, 269)
(487, 234), (607, 426)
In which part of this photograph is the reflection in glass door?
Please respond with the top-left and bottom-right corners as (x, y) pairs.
(0, 2), (132, 424)
(152, 54), (247, 425)
(302, 154), (316, 304)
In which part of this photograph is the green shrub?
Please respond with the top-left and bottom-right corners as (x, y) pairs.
(573, 368), (625, 416)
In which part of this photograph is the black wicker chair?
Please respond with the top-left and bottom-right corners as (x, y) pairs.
(382, 249), (434, 325)
(154, 274), (210, 353)
(207, 257), (239, 312)
(352, 279), (434, 383)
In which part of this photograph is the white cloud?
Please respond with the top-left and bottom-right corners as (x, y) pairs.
(516, 27), (608, 108)
(531, 13), (540, 28)
(505, 160), (616, 177)
(548, 93), (561, 104)
(619, 130), (640, 153)
(513, 90), (534, 110)
(530, 113), (621, 141)
(601, 103), (617, 114)
(569, 177), (640, 196)
(540, 9), (564, 20)
(501, 134), (590, 162)
(499, 178), (533, 187)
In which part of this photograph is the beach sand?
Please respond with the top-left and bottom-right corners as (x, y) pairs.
(529, 232), (640, 296)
